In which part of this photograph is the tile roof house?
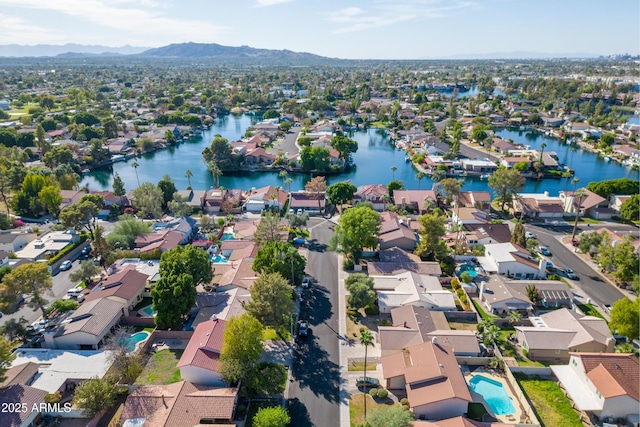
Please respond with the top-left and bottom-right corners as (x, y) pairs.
(393, 190), (438, 214)
(243, 185), (289, 212)
(451, 207), (491, 226)
(516, 308), (615, 362)
(244, 147), (276, 165)
(14, 230), (80, 261)
(203, 189), (244, 214)
(456, 191), (491, 211)
(151, 216), (197, 244)
(59, 189), (85, 210)
(462, 223), (511, 247)
(134, 230), (184, 254)
(83, 266), (149, 311)
(367, 247), (442, 276)
(382, 341), (472, 420)
(0, 384), (47, 427)
(354, 184), (389, 211)
(177, 318), (226, 386)
(513, 192), (565, 219)
(372, 271), (455, 313)
(559, 188), (613, 220)
(288, 191), (325, 214)
(43, 297), (125, 350)
(378, 212), (418, 252)
(482, 242), (546, 279)
(120, 381), (238, 427)
(0, 229), (37, 253)
(551, 353), (639, 421)
(175, 189), (206, 210)
(191, 288), (249, 327)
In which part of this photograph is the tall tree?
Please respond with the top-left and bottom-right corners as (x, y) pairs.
(151, 272), (195, 330)
(252, 406), (290, 427)
(92, 225), (111, 269)
(208, 160), (222, 188)
(512, 222), (526, 247)
(132, 182), (163, 219)
(0, 263), (53, 320)
(72, 378), (117, 418)
(329, 204), (381, 263)
(570, 189), (586, 241)
(414, 212), (447, 260)
(488, 167), (525, 211)
(112, 172), (126, 197)
(329, 135), (358, 160)
(0, 336), (15, 383)
(609, 298), (639, 341)
(38, 185), (62, 217)
(69, 260), (102, 285)
(305, 176), (327, 215)
(185, 169), (193, 188)
(168, 195), (192, 217)
(436, 178), (464, 206)
(254, 213), (284, 245)
(159, 245), (212, 288)
(252, 242), (306, 285)
(220, 313), (264, 385)
(390, 165), (397, 180)
(326, 181), (357, 213)
(102, 118), (118, 139)
(245, 272), (294, 329)
(345, 274), (375, 311)
(131, 161), (140, 187)
(360, 329), (374, 420)
(416, 172), (425, 190)
(157, 174), (177, 209)
(106, 214), (150, 249)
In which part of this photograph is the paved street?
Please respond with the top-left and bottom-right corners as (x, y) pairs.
(288, 218), (344, 427)
(267, 126), (301, 156)
(527, 223), (626, 307)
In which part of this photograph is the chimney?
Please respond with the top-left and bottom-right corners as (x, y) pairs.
(479, 281), (486, 299)
(403, 321), (407, 328)
(161, 394), (166, 405)
(431, 336), (438, 345)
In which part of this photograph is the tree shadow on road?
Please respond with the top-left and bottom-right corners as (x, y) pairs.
(286, 397), (313, 427)
(301, 285), (333, 326)
(293, 334), (346, 405)
(305, 238), (327, 252)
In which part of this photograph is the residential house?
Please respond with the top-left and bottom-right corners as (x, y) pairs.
(451, 207), (490, 226)
(0, 229), (37, 253)
(151, 216), (197, 244)
(134, 230), (184, 254)
(393, 189), (438, 214)
(354, 184), (389, 211)
(14, 230), (80, 261)
(482, 242), (546, 278)
(460, 158), (498, 174)
(542, 116), (564, 128)
(560, 188), (613, 220)
(492, 138), (517, 154)
(379, 212), (418, 252)
(501, 156), (531, 169)
(244, 147), (276, 165)
(551, 353), (639, 421)
(43, 297), (125, 350)
(462, 223), (511, 247)
(288, 191), (325, 215)
(479, 277), (571, 315)
(382, 341), (472, 420)
(608, 194), (633, 214)
(513, 192), (565, 219)
(203, 188), (244, 214)
(120, 382), (238, 427)
(83, 266), (149, 312)
(243, 185), (289, 213)
(177, 318), (226, 386)
(175, 189), (206, 211)
(0, 384), (47, 427)
(456, 191), (491, 211)
(191, 288), (249, 328)
(215, 258), (258, 291)
(372, 271), (455, 313)
(516, 308), (614, 361)
(367, 247), (442, 276)
(59, 189), (85, 210)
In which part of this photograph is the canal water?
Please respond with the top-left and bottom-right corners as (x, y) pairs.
(81, 114), (637, 195)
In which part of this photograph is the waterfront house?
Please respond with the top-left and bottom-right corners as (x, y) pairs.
(501, 156), (531, 169)
(393, 189), (438, 214)
(243, 185), (289, 213)
(59, 189), (85, 210)
(482, 242), (546, 279)
(120, 382), (238, 427)
(378, 212), (418, 252)
(244, 147), (276, 165)
(43, 297), (125, 350)
(151, 216), (197, 244)
(516, 308), (615, 362)
(551, 353), (639, 422)
(382, 341), (472, 420)
(462, 223), (512, 247)
(83, 265), (149, 312)
(354, 184), (389, 211)
(203, 188), (244, 214)
(559, 188), (612, 220)
(135, 229), (184, 254)
(459, 158), (498, 174)
(608, 194), (633, 214)
(175, 189), (206, 211)
(451, 207), (490, 226)
(0, 229), (37, 253)
(14, 230), (80, 261)
(492, 138), (517, 154)
(372, 271), (455, 313)
(456, 191), (491, 211)
(288, 191), (325, 215)
(513, 192), (565, 219)
(177, 318), (226, 386)
(542, 116), (564, 128)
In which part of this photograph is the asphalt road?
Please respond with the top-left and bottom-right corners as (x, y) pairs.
(527, 223), (626, 307)
(268, 126), (301, 157)
(288, 218), (343, 427)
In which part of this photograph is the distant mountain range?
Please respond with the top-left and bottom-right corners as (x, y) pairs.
(0, 43), (148, 57)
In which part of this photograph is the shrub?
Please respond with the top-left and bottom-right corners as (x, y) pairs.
(450, 277), (460, 289)
(376, 388), (388, 399)
(342, 258), (355, 270)
(51, 299), (79, 312)
(380, 319), (391, 326)
(400, 398), (408, 405)
(364, 304), (379, 315)
(402, 404), (410, 411)
(369, 388), (378, 397)
(44, 392), (61, 404)
(116, 387), (129, 395)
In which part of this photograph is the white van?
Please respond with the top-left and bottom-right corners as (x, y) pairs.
(67, 287), (83, 297)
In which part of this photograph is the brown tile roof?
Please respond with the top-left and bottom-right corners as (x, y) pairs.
(177, 319), (225, 372)
(463, 223), (511, 243)
(393, 189), (437, 207)
(382, 342), (472, 407)
(55, 297), (124, 338)
(367, 261), (442, 276)
(457, 191), (491, 208)
(121, 381), (238, 427)
(0, 384), (47, 427)
(217, 258), (258, 290)
(137, 231), (183, 253)
(575, 353), (639, 401)
(379, 247), (421, 263)
(252, 185), (289, 206)
(0, 362), (40, 387)
(83, 267), (149, 303)
(289, 192), (326, 209)
(390, 305), (449, 338)
(564, 188), (607, 211)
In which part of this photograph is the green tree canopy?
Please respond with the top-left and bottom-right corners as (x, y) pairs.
(609, 297), (639, 341)
(245, 272), (294, 329)
(252, 242), (306, 284)
(387, 180), (404, 201)
(252, 406), (290, 427)
(414, 211), (448, 261)
(132, 182), (164, 218)
(254, 213), (284, 246)
(247, 362), (288, 396)
(59, 193), (104, 239)
(160, 245), (213, 287)
(512, 222), (526, 247)
(167, 195), (192, 217)
(0, 336), (15, 383)
(72, 378), (117, 418)
(220, 313), (264, 385)
(69, 260), (102, 285)
(620, 194), (640, 221)
(366, 405), (414, 427)
(300, 146), (330, 172)
(157, 174), (177, 208)
(326, 181), (357, 212)
(0, 263), (53, 319)
(329, 135), (358, 160)
(329, 204), (381, 263)
(106, 214), (150, 249)
(488, 167), (525, 210)
(586, 178), (639, 198)
(151, 273), (195, 330)
(345, 274), (375, 310)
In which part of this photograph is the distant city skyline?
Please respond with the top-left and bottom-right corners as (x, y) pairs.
(0, 0), (638, 59)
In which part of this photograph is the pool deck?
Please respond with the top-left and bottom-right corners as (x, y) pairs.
(465, 368), (523, 424)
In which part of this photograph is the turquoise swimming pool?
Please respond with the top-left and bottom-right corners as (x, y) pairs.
(220, 233), (235, 241)
(140, 305), (157, 317)
(468, 375), (516, 415)
(125, 331), (150, 353)
(210, 254), (229, 263)
(459, 263), (478, 278)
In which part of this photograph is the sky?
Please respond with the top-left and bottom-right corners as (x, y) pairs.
(0, 0), (638, 59)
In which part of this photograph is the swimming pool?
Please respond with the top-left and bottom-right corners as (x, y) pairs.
(210, 254), (229, 263)
(220, 233), (235, 241)
(140, 305), (157, 317)
(125, 331), (150, 353)
(468, 375), (516, 415)
(459, 263), (478, 278)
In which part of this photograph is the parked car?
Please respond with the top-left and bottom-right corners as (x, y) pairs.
(81, 245), (92, 256)
(296, 209), (303, 215)
(355, 377), (380, 388)
(298, 320), (309, 338)
(539, 246), (551, 256)
(545, 261), (553, 270)
(563, 268), (578, 280)
(525, 231), (536, 239)
(301, 277), (310, 289)
(59, 260), (72, 271)
(67, 286), (83, 297)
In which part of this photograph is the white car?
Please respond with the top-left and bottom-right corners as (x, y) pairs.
(59, 260), (72, 271)
(301, 277), (310, 289)
(525, 231), (536, 239)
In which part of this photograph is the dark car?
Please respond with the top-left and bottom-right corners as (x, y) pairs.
(298, 320), (309, 338)
(81, 245), (92, 256)
(564, 268), (578, 280)
(539, 246), (551, 256)
(355, 377), (380, 388)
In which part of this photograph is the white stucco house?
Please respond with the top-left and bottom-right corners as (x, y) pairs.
(372, 271), (455, 313)
(483, 242), (546, 279)
(177, 318), (226, 386)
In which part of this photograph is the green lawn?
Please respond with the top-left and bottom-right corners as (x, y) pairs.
(577, 303), (606, 321)
(562, 216), (601, 224)
(135, 349), (183, 385)
(349, 393), (398, 426)
(348, 361), (377, 372)
(472, 299), (497, 320)
(514, 374), (583, 427)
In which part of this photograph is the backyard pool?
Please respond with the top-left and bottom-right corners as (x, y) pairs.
(468, 375), (516, 415)
(220, 233), (235, 241)
(125, 331), (150, 353)
(210, 254), (229, 263)
(140, 305), (157, 317)
(458, 263), (479, 278)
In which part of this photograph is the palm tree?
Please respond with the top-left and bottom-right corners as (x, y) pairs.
(507, 311), (522, 325)
(390, 165), (397, 181)
(359, 329), (374, 420)
(539, 142), (547, 165)
(526, 284), (540, 305)
(279, 170), (288, 188)
(185, 169), (193, 188)
(571, 188), (586, 241)
(131, 161), (140, 187)
(208, 161), (222, 188)
(380, 194), (390, 212)
(285, 177), (293, 193)
(416, 171), (424, 190)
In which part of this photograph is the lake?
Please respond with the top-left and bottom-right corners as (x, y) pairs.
(81, 114), (637, 196)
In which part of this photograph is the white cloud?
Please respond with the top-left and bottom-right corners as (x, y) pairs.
(0, 13), (66, 44)
(326, 0), (477, 33)
(255, 0), (294, 7)
(0, 0), (228, 46)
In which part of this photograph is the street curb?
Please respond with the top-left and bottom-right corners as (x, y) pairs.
(337, 254), (350, 427)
